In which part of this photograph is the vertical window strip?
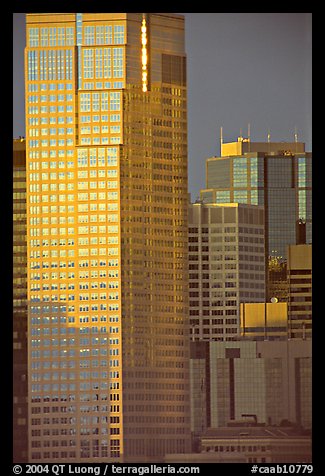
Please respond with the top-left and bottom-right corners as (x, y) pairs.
(105, 26), (112, 45)
(66, 50), (72, 80)
(96, 49), (103, 79)
(83, 49), (94, 79)
(28, 50), (39, 81)
(113, 25), (125, 44)
(58, 27), (65, 46)
(41, 28), (48, 47)
(66, 27), (74, 46)
(49, 27), (57, 47)
(85, 26), (95, 45)
(104, 49), (111, 79)
(96, 26), (104, 45)
(29, 28), (39, 47)
(113, 48), (123, 78)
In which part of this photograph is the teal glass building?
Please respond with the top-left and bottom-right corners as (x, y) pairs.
(200, 138), (312, 260)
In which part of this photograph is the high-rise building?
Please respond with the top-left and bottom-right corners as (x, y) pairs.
(13, 138), (28, 463)
(25, 13), (190, 463)
(188, 201), (265, 341)
(200, 137), (312, 261)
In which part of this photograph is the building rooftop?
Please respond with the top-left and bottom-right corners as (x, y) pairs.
(202, 425), (311, 440)
(220, 137), (306, 157)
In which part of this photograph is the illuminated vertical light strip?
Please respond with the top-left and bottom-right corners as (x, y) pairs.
(141, 15), (148, 92)
(76, 13), (82, 89)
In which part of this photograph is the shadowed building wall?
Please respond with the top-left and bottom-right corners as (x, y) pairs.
(13, 138), (28, 463)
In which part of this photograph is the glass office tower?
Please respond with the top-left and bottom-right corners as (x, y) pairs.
(13, 138), (28, 463)
(201, 138), (312, 261)
(25, 13), (190, 462)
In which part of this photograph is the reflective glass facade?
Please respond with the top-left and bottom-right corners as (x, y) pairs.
(201, 146), (312, 260)
(25, 13), (190, 463)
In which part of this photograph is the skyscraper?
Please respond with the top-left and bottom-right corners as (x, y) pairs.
(188, 201), (265, 341)
(25, 13), (190, 463)
(200, 137), (312, 261)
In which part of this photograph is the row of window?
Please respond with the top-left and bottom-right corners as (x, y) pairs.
(31, 340), (119, 358)
(28, 193), (118, 206)
(82, 81), (124, 90)
(32, 449), (120, 461)
(31, 382), (120, 393)
(80, 137), (121, 145)
(30, 183), (118, 194)
(28, 151), (74, 160)
(205, 444), (270, 453)
(190, 300), (238, 307)
(189, 226), (263, 235)
(30, 269), (116, 280)
(192, 328), (238, 334)
(30, 290), (119, 301)
(28, 161), (118, 173)
(191, 318), (237, 324)
(28, 23), (125, 47)
(28, 106), (72, 114)
(32, 369), (119, 380)
(28, 83), (73, 92)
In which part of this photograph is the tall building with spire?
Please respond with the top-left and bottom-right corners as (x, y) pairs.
(25, 13), (190, 463)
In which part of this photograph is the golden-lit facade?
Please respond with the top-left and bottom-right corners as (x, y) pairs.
(25, 13), (190, 462)
(240, 302), (288, 340)
(13, 138), (28, 463)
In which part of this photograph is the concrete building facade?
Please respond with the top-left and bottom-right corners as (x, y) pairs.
(188, 201), (265, 341)
(190, 340), (312, 440)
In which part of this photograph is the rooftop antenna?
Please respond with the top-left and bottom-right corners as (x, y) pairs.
(294, 126), (298, 153)
(267, 129), (271, 153)
(248, 122), (251, 151)
(220, 126), (223, 155)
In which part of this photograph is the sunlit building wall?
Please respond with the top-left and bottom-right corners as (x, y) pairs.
(240, 302), (288, 340)
(25, 12), (190, 463)
(13, 138), (28, 463)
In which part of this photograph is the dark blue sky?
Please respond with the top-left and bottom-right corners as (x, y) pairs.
(13, 13), (312, 197)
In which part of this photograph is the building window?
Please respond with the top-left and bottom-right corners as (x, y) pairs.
(114, 25), (125, 44)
